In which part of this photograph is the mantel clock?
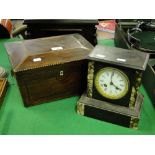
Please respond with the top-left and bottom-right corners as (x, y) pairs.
(77, 45), (149, 128)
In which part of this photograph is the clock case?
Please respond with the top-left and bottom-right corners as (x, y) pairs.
(0, 78), (8, 108)
(87, 45), (149, 108)
(77, 92), (144, 129)
(5, 34), (93, 107)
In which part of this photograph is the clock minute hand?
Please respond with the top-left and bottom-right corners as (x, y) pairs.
(110, 71), (114, 85)
(112, 83), (122, 91)
(110, 72), (122, 90)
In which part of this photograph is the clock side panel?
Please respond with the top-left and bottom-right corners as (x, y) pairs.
(87, 61), (95, 98)
(91, 61), (140, 107)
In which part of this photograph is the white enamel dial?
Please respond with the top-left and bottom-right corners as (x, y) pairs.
(95, 67), (129, 99)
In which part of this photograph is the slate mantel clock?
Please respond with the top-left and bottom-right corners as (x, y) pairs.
(87, 45), (149, 108)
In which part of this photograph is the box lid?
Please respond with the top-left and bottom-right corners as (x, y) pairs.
(5, 33), (93, 72)
(87, 45), (149, 70)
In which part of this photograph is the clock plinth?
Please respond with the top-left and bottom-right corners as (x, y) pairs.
(77, 92), (144, 129)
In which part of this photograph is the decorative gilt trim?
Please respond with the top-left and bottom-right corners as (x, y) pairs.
(129, 71), (142, 108)
(130, 117), (139, 129)
(129, 87), (137, 108)
(77, 101), (85, 116)
(87, 61), (94, 98)
(135, 71), (143, 91)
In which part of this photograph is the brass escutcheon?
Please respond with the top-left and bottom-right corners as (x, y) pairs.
(60, 70), (64, 76)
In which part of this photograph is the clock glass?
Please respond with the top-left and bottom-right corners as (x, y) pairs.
(95, 67), (129, 99)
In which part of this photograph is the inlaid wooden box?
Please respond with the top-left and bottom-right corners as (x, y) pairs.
(5, 34), (93, 107)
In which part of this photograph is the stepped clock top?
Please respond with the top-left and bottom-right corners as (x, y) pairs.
(87, 45), (149, 70)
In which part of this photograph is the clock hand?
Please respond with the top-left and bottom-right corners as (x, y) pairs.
(109, 72), (122, 91)
(112, 83), (122, 91)
(110, 72), (114, 81)
(110, 71), (114, 85)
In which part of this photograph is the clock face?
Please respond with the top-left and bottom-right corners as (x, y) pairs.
(95, 67), (129, 100)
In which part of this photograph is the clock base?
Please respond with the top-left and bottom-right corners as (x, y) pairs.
(77, 92), (144, 129)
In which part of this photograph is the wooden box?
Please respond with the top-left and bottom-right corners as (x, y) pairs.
(142, 59), (155, 107)
(77, 92), (144, 129)
(0, 78), (7, 108)
(23, 19), (98, 45)
(5, 34), (93, 107)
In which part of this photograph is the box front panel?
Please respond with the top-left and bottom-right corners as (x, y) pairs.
(16, 61), (87, 106)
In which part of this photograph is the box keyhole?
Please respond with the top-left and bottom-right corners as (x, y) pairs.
(60, 70), (64, 76)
